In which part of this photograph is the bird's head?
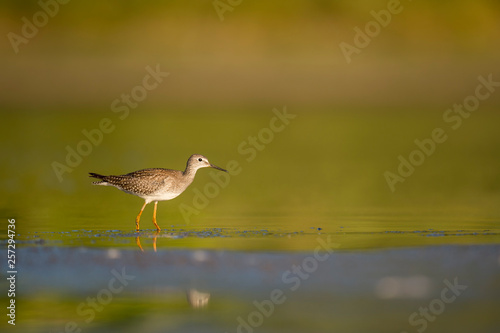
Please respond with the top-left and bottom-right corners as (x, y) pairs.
(188, 154), (227, 172)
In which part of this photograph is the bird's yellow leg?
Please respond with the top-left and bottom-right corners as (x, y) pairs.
(152, 201), (161, 231)
(136, 202), (148, 231)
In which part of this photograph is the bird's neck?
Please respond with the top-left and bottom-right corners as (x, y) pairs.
(183, 166), (198, 179)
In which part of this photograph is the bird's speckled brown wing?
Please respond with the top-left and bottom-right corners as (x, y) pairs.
(103, 168), (181, 196)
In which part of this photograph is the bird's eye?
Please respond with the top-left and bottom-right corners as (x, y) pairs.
(198, 158), (203, 162)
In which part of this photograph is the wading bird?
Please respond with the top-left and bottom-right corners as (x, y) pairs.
(89, 154), (227, 231)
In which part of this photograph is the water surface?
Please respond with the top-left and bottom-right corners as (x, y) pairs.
(1, 110), (499, 332)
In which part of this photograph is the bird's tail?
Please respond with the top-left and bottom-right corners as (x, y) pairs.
(89, 172), (108, 185)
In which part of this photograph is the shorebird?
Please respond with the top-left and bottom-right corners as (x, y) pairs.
(89, 154), (227, 231)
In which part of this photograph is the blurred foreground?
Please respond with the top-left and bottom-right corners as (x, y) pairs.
(3, 244), (499, 333)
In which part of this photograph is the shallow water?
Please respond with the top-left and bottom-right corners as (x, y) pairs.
(11, 219), (500, 251)
(2, 244), (500, 333)
(1, 110), (500, 332)
(2, 216), (500, 332)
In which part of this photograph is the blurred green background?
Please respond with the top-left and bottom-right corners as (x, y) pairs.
(0, 0), (500, 248)
(1, 2), (500, 333)
(1, 0), (500, 109)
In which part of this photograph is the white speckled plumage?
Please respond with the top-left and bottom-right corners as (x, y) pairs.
(89, 154), (227, 231)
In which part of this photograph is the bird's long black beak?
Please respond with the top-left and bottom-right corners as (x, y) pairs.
(210, 164), (227, 172)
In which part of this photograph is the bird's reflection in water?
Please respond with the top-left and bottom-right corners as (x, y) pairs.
(135, 231), (160, 252)
(134, 231), (212, 309)
(186, 289), (211, 309)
